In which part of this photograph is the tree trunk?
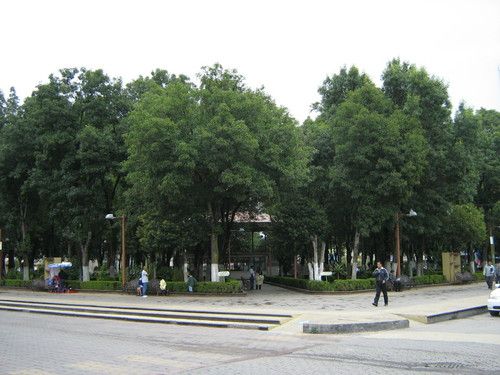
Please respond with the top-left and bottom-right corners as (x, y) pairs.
(416, 258), (424, 276)
(307, 262), (314, 280)
(208, 203), (219, 282)
(80, 231), (92, 282)
(0, 251), (4, 278)
(210, 231), (219, 281)
(8, 248), (15, 270)
(319, 241), (326, 277)
(107, 228), (117, 278)
(20, 218), (30, 281)
(346, 237), (352, 274)
(416, 238), (425, 276)
(469, 243), (475, 274)
(351, 229), (360, 280)
(308, 235), (325, 281)
(409, 257), (415, 278)
(23, 255), (30, 281)
(309, 235), (319, 281)
(152, 252), (157, 280)
(183, 250), (189, 282)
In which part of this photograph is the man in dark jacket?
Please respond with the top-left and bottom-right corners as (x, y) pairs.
(372, 261), (389, 306)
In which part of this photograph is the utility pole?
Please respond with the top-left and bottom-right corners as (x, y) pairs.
(120, 216), (126, 289)
(395, 213), (401, 277)
(490, 226), (496, 264)
(0, 228), (3, 279)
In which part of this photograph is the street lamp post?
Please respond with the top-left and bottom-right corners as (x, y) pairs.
(395, 209), (417, 277)
(0, 228), (3, 280)
(105, 214), (126, 289)
(490, 227), (496, 265)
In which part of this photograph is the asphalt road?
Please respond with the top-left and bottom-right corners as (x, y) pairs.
(1, 309), (499, 374)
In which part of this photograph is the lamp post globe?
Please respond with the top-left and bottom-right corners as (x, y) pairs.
(104, 213), (126, 289)
(395, 209), (418, 277)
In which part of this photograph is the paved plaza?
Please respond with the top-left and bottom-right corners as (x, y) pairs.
(0, 281), (492, 314)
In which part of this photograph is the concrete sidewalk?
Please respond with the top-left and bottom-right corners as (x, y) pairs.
(0, 282), (492, 334)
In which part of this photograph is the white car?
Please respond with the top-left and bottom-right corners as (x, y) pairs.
(488, 284), (500, 317)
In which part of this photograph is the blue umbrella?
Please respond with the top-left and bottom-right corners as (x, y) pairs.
(48, 262), (72, 269)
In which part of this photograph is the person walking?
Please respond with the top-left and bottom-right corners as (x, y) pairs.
(483, 260), (496, 290)
(187, 273), (197, 293)
(141, 268), (149, 297)
(249, 266), (256, 290)
(372, 261), (389, 306)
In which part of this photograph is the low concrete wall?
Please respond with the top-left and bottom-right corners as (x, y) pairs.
(303, 319), (409, 334)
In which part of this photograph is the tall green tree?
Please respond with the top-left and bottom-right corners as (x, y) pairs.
(329, 83), (427, 278)
(444, 203), (486, 272)
(475, 109), (500, 248)
(24, 68), (130, 280)
(450, 103), (482, 203)
(0, 87), (38, 280)
(382, 58), (454, 273)
(314, 66), (370, 120)
(125, 64), (308, 281)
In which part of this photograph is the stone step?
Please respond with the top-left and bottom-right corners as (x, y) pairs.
(0, 300), (291, 330)
(0, 298), (292, 318)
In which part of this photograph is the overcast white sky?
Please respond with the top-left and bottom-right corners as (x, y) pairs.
(1, 0), (499, 122)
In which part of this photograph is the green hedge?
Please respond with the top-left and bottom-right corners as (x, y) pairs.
(267, 275), (449, 291)
(265, 276), (328, 290)
(164, 281), (188, 293)
(66, 280), (122, 290)
(332, 278), (375, 291)
(0, 278), (242, 293)
(196, 280), (242, 293)
(2, 279), (33, 288)
(265, 276), (338, 291)
(473, 272), (484, 282)
(412, 275), (446, 285)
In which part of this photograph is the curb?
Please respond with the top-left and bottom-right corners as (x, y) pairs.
(303, 319), (409, 334)
(398, 305), (488, 324)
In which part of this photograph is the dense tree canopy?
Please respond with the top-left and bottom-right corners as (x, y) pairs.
(0, 60), (498, 283)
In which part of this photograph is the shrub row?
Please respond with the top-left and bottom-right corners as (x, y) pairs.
(1, 279), (33, 288)
(412, 274), (446, 285)
(473, 272), (484, 282)
(65, 280), (122, 290)
(265, 276), (335, 291)
(0, 278), (243, 294)
(196, 280), (242, 293)
(123, 279), (243, 294)
(266, 276), (376, 291)
(267, 275), (449, 291)
(332, 278), (375, 291)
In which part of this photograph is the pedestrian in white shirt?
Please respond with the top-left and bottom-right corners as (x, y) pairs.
(141, 268), (149, 297)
